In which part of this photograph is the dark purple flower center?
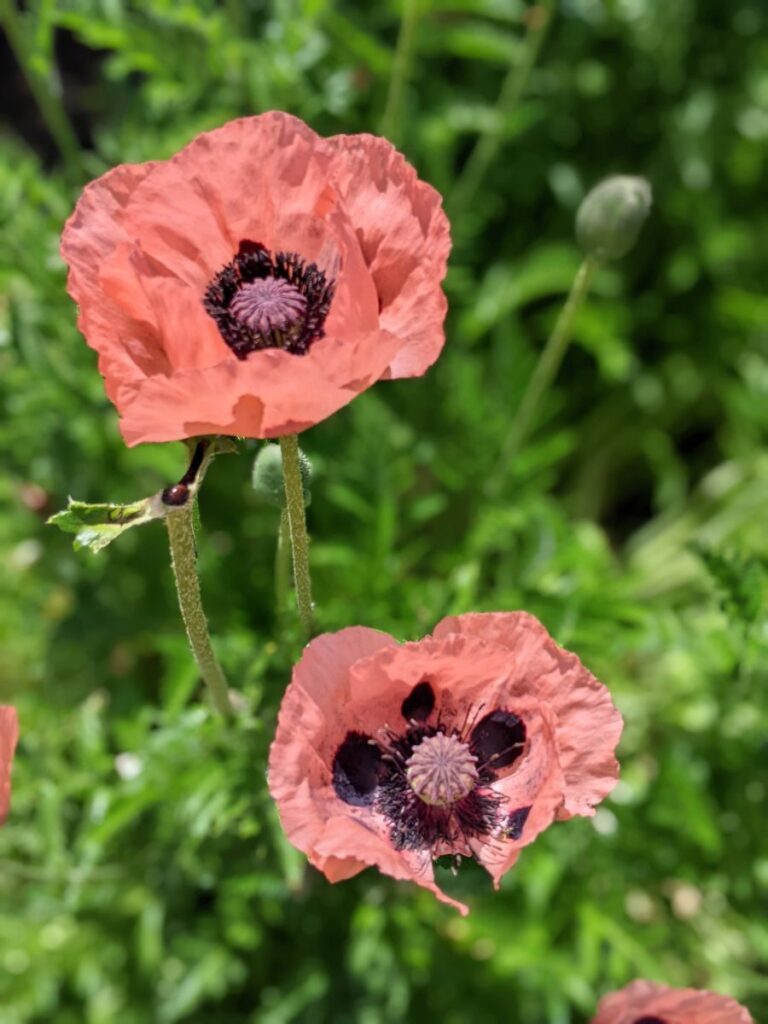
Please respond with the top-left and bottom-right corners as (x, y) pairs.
(203, 240), (335, 360)
(331, 680), (531, 859)
(633, 1019), (668, 1024)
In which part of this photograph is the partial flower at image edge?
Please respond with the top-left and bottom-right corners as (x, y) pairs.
(591, 979), (755, 1023)
(0, 707), (19, 825)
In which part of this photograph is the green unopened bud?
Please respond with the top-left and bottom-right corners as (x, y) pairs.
(252, 443), (312, 508)
(576, 175), (652, 261)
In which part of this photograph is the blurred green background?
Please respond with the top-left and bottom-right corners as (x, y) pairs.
(1, 0), (767, 1021)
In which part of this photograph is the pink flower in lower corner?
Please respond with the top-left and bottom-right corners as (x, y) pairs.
(267, 612), (623, 914)
(0, 707), (19, 823)
(592, 980), (754, 1024)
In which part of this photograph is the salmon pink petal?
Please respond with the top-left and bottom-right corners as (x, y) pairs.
(322, 132), (451, 378)
(116, 324), (403, 444)
(309, 817), (468, 915)
(267, 628), (396, 859)
(61, 162), (171, 400)
(592, 980), (754, 1023)
(471, 703), (566, 887)
(0, 707), (19, 824)
(120, 114), (338, 272)
(433, 612), (623, 819)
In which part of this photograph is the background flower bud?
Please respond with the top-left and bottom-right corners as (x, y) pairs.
(252, 443), (312, 508)
(576, 175), (652, 260)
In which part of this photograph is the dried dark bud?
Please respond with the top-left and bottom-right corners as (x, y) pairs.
(161, 483), (190, 507)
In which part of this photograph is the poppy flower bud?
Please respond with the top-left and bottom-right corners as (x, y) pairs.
(252, 443), (312, 508)
(576, 175), (652, 261)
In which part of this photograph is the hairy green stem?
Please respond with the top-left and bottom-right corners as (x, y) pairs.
(450, 0), (554, 212)
(380, 0), (420, 143)
(279, 435), (314, 635)
(166, 502), (233, 716)
(0, 0), (84, 180)
(504, 257), (597, 460)
(275, 509), (291, 619)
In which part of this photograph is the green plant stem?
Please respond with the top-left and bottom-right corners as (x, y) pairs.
(275, 509), (291, 619)
(504, 256), (597, 461)
(166, 501), (233, 717)
(0, 0), (84, 180)
(380, 0), (420, 143)
(450, 0), (554, 212)
(279, 434), (314, 635)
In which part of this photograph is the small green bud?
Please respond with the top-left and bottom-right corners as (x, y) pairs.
(252, 443), (312, 508)
(576, 175), (652, 261)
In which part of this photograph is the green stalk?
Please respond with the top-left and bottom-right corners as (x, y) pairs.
(450, 0), (554, 212)
(380, 0), (420, 143)
(166, 501), (233, 717)
(275, 509), (291, 619)
(503, 256), (597, 461)
(279, 435), (314, 635)
(0, 0), (84, 180)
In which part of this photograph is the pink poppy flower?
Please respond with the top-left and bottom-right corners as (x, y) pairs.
(592, 980), (754, 1024)
(268, 612), (622, 913)
(0, 707), (19, 823)
(60, 112), (450, 446)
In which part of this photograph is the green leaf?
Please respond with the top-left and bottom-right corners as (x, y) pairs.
(47, 436), (238, 553)
(47, 495), (165, 553)
(691, 542), (768, 625)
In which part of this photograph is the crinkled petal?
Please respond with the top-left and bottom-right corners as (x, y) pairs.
(116, 325), (403, 444)
(322, 132), (451, 378)
(121, 114), (337, 277)
(61, 162), (170, 398)
(268, 631), (394, 866)
(475, 704), (566, 887)
(309, 816), (468, 915)
(433, 612), (623, 819)
(592, 980), (754, 1024)
(0, 707), (19, 824)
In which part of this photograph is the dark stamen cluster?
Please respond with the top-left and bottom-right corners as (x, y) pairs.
(204, 239), (335, 360)
(376, 726), (504, 852)
(332, 679), (532, 862)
